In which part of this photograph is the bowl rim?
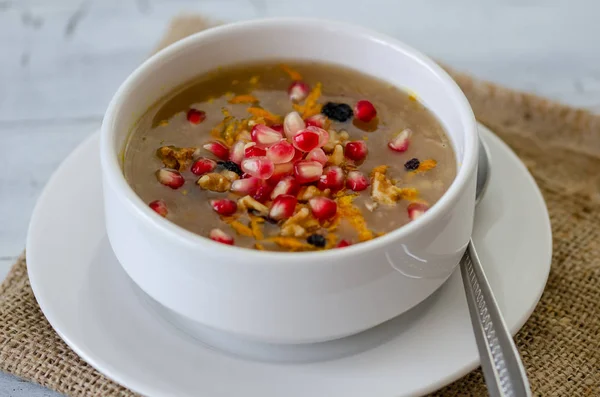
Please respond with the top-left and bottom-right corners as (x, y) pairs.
(100, 17), (478, 262)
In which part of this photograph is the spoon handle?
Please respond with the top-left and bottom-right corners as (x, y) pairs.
(460, 239), (532, 397)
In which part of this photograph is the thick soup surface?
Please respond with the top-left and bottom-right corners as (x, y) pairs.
(124, 62), (456, 251)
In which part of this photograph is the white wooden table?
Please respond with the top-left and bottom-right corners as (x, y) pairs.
(1, 0), (599, 395)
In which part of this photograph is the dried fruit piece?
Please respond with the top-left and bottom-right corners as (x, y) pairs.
(191, 158), (217, 176)
(344, 141), (368, 162)
(187, 109), (206, 124)
(218, 160), (243, 176)
(307, 234), (326, 248)
(283, 111), (306, 140)
(244, 144), (267, 158)
(321, 102), (353, 122)
(211, 199), (238, 216)
(271, 176), (299, 199)
(288, 81), (310, 102)
(266, 140), (295, 164)
(292, 129), (320, 152)
(231, 176), (261, 195)
(306, 148), (328, 165)
(251, 124), (282, 146)
(308, 197), (337, 220)
(156, 168), (185, 189)
(294, 160), (324, 184)
(305, 114), (327, 128)
(346, 171), (370, 192)
(404, 158), (420, 171)
(318, 166), (344, 191)
(306, 126), (329, 147)
(149, 200), (168, 217)
(353, 100), (377, 122)
(269, 195), (298, 221)
(241, 157), (275, 179)
(203, 141), (230, 160)
(408, 202), (429, 220)
(197, 173), (231, 192)
(229, 141), (246, 165)
(337, 239), (351, 248)
(209, 228), (234, 245)
(388, 128), (412, 153)
(238, 195), (269, 216)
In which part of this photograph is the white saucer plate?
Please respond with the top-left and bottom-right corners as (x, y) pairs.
(26, 124), (552, 397)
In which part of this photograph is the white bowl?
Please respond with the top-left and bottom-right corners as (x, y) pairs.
(100, 18), (478, 345)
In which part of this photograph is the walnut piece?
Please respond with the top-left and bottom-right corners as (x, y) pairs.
(327, 144), (344, 166)
(371, 171), (400, 205)
(280, 224), (306, 237)
(237, 195), (269, 216)
(197, 173), (231, 192)
(221, 170), (240, 181)
(297, 186), (329, 201)
(156, 146), (197, 171)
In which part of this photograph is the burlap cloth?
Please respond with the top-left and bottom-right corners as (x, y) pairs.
(1, 15), (599, 397)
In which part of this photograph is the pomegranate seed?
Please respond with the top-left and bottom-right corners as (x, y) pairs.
(288, 81), (310, 102)
(344, 140), (368, 162)
(306, 148), (328, 165)
(270, 124), (284, 133)
(283, 111), (306, 140)
(291, 149), (304, 163)
(305, 114), (326, 128)
(251, 124), (282, 146)
(269, 195), (298, 221)
(156, 168), (185, 189)
(337, 240), (351, 248)
(149, 200), (168, 217)
(271, 176), (299, 199)
(210, 199), (238, 216)
(269, 162), (294, 184)
(244, 145), (266, 158)
(317, 166), (345, 191)
(346, 171), (370, 192)
(308, 197), (337, 220)
(231, 176), (261, 195)
(388, 129), (412, 153)
(187, 109), (206, 124)
(407, 202), (429, 221)
(191, 158), (217, 176)
(354, 100), (377, 122)
(294, 160), (324, 184)
(241, 157), (275, 179)
(306, 126), (329, 147)
(203, 141), (229, 160)
(266, 140), (295, 164)
(252, 183), (274, 203)
(292, 129), (320, 152)
(229, 141), (245, 164)
(209, 228), (234, 245)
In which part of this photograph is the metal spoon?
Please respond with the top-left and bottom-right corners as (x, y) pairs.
(460, 137), (532, 397)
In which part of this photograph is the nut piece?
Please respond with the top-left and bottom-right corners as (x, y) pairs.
(221, 170), (240, 181)
(297, 185), (329, 202)
(237, 195), (269, 216)
(371, 171), (400, 205)
(197, 173), (231, 192)
(156, 146), (197, 171)
(280, 224), (306, 237)
(365, 201), (378, 212)
(327, 144), (344, 166)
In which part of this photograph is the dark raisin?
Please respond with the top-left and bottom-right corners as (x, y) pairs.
(404, 158), (420, 171)
(321, 102), (353, 122)
(218, 160), (243, 176)
(307, 234), (326, 248)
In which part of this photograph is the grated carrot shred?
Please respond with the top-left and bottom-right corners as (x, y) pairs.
(280, 64), (303, 81)
(370, 165), (388, 177)
(249, 215), (265, 240)
(229, 95), (259, 104)
(417, 159), (437, 172)
(293, 82), (322, 118)
(397, 187), (419, 201)
(337, 195), (374, 242)
(228, 220), (254, 237)
(247, 107), (282, 123)
(255, 243), (265, 250)
(269, 237), (312, 250)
